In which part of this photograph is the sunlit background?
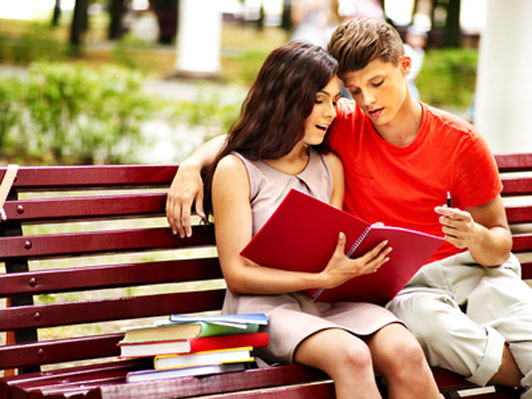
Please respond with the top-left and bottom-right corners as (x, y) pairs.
(0, 0), (485, 32)
(0, 0), (530, 164)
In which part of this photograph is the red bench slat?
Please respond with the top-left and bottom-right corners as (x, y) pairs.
(495, 153), (532, 172)
(0, 334), (124, 370)
(97, 365), (331, 399)
(501, 177), (532, 197)
(187, 382), (335, 399)
(0, 290), (225, 331)
(512, 234), (532, 252)
(0, 359), (146, 399)
(4, 364), (331, 399)
(0, 166), (178, 189)
(21, 385), (109, 399)
(3, 194), (168, 222)
(506, 206), (532, 224)
(0, 259), (222, 297)
(0, 225), (215, 260)
(520, 261), (532, 280)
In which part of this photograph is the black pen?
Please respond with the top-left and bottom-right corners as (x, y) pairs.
(446, 191), (452, 208)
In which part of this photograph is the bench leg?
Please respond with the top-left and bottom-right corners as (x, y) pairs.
(3, 298), (15, 377)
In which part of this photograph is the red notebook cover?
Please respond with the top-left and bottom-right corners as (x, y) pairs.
(118, 332), (269, 358)
(240, 189), (444, 305)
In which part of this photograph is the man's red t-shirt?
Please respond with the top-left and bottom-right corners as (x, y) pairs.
(327, 99), (502, 263)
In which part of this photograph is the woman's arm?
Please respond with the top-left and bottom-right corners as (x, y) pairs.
(166, 134), (227, 238)
(324, 151), (345, 209)
(213, 154), (326, 294)
(213, 154), (391, 295)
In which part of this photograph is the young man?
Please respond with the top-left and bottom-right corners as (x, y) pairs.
(166, 18), (532, 396)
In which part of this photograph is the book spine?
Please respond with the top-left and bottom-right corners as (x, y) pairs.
(346, 227), (371, 257)
(188, 332), (269, 353)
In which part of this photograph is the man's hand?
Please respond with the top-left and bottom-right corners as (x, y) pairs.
(166, 162), (206, 238)
(165, 135), (228, 238)
(434, 195), (512, 267)
(434, 206), (481, 249)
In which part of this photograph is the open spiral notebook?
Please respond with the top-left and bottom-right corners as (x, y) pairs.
(240, 189), (444, 305)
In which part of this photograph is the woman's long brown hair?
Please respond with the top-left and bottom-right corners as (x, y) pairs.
(203, 41), (338, 216)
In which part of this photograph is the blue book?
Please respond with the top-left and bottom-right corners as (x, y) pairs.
(169, 313), (268, 329)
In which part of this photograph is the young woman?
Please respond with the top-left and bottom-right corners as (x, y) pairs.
(204, 41), (440, 399)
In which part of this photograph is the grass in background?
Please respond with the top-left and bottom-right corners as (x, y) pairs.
(0, 17), (285, 81)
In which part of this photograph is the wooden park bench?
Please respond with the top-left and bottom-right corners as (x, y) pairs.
(1, 153), (531, 399)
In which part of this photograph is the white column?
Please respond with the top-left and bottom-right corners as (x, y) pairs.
(175, 0), (222, 77)
(475, 0), (532, 153)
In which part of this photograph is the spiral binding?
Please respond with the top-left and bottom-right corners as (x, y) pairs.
(311, 288), (324, 301)
(346, 227), (371, 257)
(311, 226), (372, 302)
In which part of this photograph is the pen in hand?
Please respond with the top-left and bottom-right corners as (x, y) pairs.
(446, 191), (452, 208)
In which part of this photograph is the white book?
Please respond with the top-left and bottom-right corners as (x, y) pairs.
(126, 362), (247, 383)
(169, 313), (268, 329)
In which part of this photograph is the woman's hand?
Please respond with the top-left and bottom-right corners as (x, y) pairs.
(319, 232), (391, 289)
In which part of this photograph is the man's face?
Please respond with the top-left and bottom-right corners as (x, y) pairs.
(341, 57), (411, 127)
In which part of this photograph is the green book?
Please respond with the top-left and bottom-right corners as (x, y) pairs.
(120, 321), (260, 344)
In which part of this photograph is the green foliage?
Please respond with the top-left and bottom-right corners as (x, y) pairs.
(74, 64), (153, 164)
(26, 62), (153, 164)
(222, 49), (269, 86)
(0, 22), (67, 65)
(111, 36), (154, 70)
(0, 76), (23, 151)
(417, 48), (478, 109)
(166, 89), (241, 137)
(37, 294), (56, 304)
(0, 62), (154, 164)
(0, 61), (243, 165)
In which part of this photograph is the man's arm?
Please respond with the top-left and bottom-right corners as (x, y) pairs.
(435, 195), (512, 266)
(166, 134), (227, 238)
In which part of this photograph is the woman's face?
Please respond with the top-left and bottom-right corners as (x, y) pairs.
(303, 76), (341, 146)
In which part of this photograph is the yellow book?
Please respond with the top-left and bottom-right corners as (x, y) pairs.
(154, 346), (255, 370)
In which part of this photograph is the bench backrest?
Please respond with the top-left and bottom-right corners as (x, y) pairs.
(1, 154), (532, 375)
(0, 165), (224, 373)
(495, 154), (532, 279)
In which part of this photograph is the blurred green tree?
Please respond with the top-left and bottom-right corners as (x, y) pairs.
(51, 0), (61, 26)
(108, 0), (129, 39)
(70, 0), (89, 48)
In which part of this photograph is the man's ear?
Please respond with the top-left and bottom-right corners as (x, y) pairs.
(399, 55), (411, 76)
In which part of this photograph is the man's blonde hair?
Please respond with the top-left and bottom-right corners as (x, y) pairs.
(327, 17), (404, 77)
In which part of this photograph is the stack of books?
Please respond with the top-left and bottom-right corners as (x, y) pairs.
(120, 313), (269, 382)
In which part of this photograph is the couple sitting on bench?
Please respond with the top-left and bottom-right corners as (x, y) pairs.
(165, 17), (532, 399)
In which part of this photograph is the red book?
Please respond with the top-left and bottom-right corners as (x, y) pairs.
(118, 332), (268, 358)
(240, 189), (444, 305)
